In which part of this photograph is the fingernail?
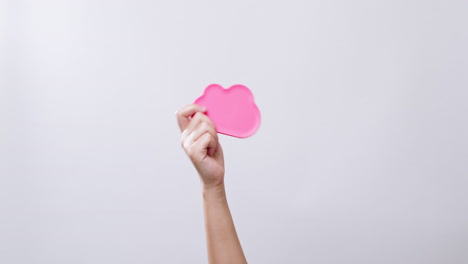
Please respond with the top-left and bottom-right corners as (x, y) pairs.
(200, 106), (207, 112)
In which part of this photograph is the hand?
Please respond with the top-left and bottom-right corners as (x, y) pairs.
(176, 104), (225, 190)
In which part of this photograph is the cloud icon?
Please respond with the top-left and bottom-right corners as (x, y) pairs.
(194, 84), (261, 138)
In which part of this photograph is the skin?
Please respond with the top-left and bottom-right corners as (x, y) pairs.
(176, 104), (248, 264)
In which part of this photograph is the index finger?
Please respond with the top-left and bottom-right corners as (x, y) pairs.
(175, 104), (206, 132)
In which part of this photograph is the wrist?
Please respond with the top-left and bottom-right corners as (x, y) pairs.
(202, 183), (226, 201)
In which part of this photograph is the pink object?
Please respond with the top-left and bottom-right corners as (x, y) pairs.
(194, 84), (261, 138)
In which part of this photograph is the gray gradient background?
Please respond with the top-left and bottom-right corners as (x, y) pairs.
(1, 0), (467, 263)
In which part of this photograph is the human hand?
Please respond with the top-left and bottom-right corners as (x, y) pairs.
(176, 104), (225, 190)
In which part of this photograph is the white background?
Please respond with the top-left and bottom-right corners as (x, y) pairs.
(1, 0), (467, 263)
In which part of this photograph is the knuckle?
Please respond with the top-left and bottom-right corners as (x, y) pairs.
(186, 146), (196, 157)
(207, 127), (217, 138)
(176, 110), (185, 119)
(195, 112), (207, 121)
(183, 139), (191, 150)
(207, 121), (216, 132)
(204, 119), (215, 130)
(199, 122), (208, 132)
(206, 133), (214, 140)
(208, 124), (216, 134)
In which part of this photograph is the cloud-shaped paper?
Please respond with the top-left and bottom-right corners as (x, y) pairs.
(194, 84), (261, 138)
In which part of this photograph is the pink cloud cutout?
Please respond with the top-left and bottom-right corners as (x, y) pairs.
(194, 84), (261, 138)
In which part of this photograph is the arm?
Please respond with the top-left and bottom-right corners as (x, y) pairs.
(176, 104), (247, 264)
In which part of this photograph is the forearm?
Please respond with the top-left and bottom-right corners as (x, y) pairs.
(203, 184), (247, 264)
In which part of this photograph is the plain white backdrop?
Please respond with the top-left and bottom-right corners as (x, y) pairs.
(1, 0), (467, 263)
